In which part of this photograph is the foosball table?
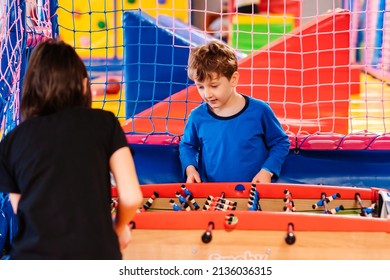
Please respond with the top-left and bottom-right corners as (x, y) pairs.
(111, 182), (390, 260)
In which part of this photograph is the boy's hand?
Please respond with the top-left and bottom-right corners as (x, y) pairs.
(251, 169), (273, 184)
(186, 165), (202, 183)
(115, 224), (132, 251)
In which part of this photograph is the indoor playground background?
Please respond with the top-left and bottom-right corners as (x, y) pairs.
(1, 0), (390, 188)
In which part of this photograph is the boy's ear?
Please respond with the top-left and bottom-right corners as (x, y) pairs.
(231, 71), (239, 87)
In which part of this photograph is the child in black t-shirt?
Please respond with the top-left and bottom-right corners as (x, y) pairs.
(0, 39), (143, 259)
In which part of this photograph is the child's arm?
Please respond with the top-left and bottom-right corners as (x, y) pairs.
(109, 146), (143, 250)
(261, 104), (291, 179)
(179, 115), (202, 182)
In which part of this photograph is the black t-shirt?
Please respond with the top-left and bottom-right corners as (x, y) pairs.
(0, 107), (129, 259)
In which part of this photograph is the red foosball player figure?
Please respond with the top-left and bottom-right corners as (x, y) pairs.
(283, 189), (296, 212)
(137, 191), (159, 212)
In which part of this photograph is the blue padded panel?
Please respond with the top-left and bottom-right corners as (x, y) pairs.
(132, 143), (390, 189)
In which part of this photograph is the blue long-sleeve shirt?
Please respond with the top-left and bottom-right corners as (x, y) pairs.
(179, 95), (290, 182)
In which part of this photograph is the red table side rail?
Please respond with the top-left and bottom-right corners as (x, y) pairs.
(112, 182), (377, 201)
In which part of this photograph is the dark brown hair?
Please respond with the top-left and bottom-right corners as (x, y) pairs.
(187, 40), (238, 82)
(21, 39), (91, 120)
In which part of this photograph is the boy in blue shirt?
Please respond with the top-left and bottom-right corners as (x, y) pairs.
(179, 40), (290, 183)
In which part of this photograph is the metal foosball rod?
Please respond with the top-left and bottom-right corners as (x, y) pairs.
(201, 221), (215, 244)
(355, 192), (375, 216)
(285, 223), (296, 245)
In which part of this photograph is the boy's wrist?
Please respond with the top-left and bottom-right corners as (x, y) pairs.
(186, 165), (197, 172)
(262, 168), (273, 177)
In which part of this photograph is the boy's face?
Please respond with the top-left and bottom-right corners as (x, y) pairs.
(194, 72), (239, 111)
